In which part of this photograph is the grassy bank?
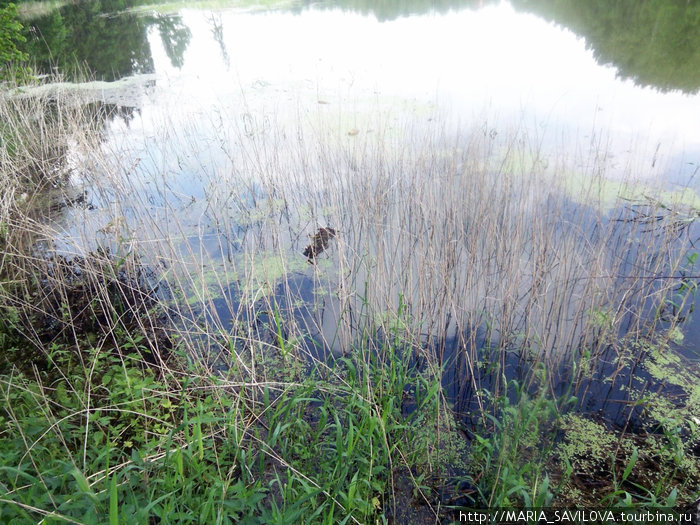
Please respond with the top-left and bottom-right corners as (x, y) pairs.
(0, 85), (698, 523)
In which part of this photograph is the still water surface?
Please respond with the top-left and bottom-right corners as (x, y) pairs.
(22, 0), (700, 183)
(20, 0), (700, 424)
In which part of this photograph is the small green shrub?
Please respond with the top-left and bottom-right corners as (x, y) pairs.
(0, 3), (31, 83)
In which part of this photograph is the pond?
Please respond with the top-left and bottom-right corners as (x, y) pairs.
(17, 0), (700, 454)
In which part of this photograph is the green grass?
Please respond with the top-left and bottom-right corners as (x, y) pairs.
(466, 369), (561, 508)
(0, 324), (451, 523)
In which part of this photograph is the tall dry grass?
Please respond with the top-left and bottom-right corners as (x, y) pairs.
(2, 86), (697, 407)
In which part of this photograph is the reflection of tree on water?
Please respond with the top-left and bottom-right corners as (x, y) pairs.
(22, 0), (152, 81)
(208, 13), (229, 69)
(511, 0), (700, 94)
(303, 0), (483, 22)
(102, 103), (140, 128)
(310, 0), (700, 94)
(147, 14), (191, 70)
(20, 0), (191, 81)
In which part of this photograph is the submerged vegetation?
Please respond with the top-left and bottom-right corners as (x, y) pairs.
(0, 77), (699, 523)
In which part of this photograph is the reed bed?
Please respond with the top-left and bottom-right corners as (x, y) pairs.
(66, 98), (695, 384)
(1, 87), (698, 522)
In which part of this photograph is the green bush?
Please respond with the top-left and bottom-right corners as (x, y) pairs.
(0, 3), (30, 82)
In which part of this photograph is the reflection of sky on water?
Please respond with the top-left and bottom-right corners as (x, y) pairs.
(37, 2), (698, 430)
(120, 2), (700, 185)
(64, 0), (700, 267)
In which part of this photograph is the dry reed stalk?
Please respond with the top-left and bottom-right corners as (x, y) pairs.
(2, 88), (695, 407)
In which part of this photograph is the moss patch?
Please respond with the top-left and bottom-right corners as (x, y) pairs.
(553, 406), (700, 507)
(644, 341), (700, 412)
